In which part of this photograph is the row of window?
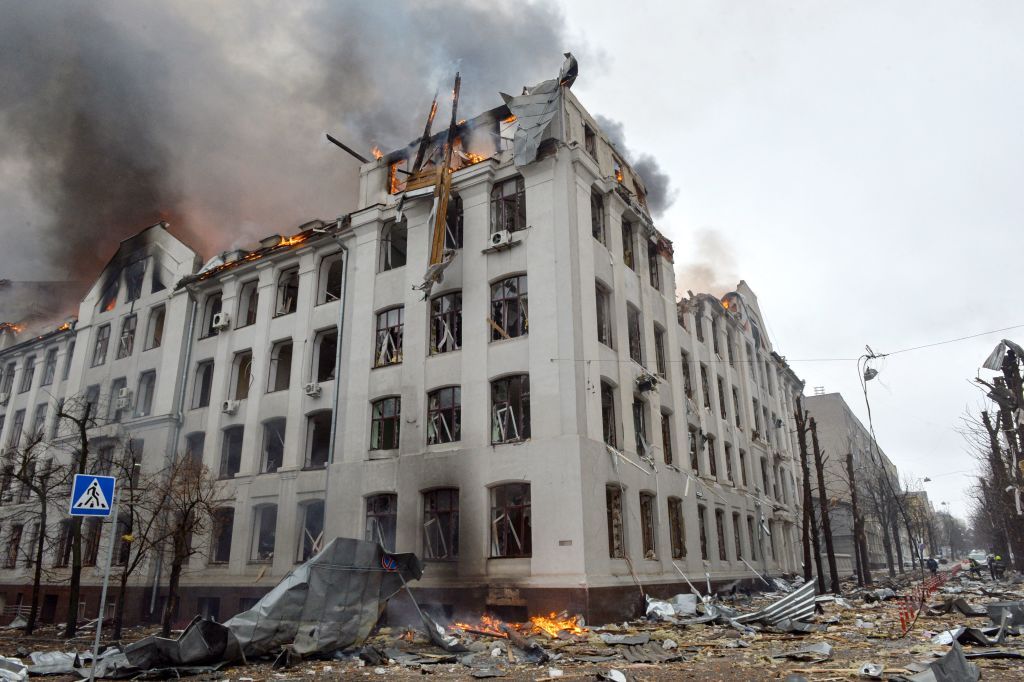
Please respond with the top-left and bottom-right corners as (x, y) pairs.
(77, 370), (158, 427)
(373, 274), (527, 369)
(590, 189), (662, 291)
(194, 410), (332, 478)
(90, 306), (164, 367)
(97, 256), (165, 314)
(605, 485), (779, 564)
(191, 329), (338, 408)
(0, 344), (73, 397)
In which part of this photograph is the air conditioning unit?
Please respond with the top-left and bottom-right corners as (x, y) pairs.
(221, 399), (240, 415)
(0, 392), (8, 406)
(211, 312), (231, 331)
(304, 383), (322, 398)
(489, 230), (513, 248)
(115, 388), (132, 410)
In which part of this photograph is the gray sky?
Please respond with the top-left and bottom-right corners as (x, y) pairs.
(559, 0), (1024, 519)
(2, 1), (1020, 519)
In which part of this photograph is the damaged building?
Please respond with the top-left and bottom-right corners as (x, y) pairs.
(0, 59), (809, 625)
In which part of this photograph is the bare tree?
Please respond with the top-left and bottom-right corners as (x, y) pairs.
(4, 429), (73, 633)
(159, 453), (226, 636)
(809, 418), (840, 593)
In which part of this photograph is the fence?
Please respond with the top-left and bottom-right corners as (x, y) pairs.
(897, 562), (963, 636)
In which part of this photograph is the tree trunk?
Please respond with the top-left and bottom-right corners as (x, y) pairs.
(113, 567), (129, 641)
(847, 453), (872, 585)
(796, 403), (813, 582)
(26, 505), (47, 635)
(161, 541), (185, 637)
(879, 517), (896, 577)
(810, 420), (840, 593)
(64, 517), (83, 637)
(891, 516), (905, 574)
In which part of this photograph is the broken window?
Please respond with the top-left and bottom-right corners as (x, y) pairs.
(760, 456), (770, 496)
(490, 483), (531, 558)
(261, 418), (286, 473)
(706, 435), (717, 478)
(491, 374), (530, 444)
(639, 491), (656, 559)
(135, 370), (156, 417)
(83, 518), (102, 567)
(606, 485), (625, 559)
(6, 522), (25, 565)
(627, 305), (643, 364)
(0, 464), (12, 503)
(747, 516), (758, 561)
(445, 194), (464, 249)
(192, 360), (214, 409)
(379, 219), (408, 272)
(694, 313), (704, 343)
(751, 398), (762, 437)
(185, 432), (205, 464)
(490, 275), (528, 340)
(317, 254), (344, 305)
(715, 509), (727, 561)
(668, 497), (686, 559)
(697, 505), (709, 561)
(93, 444), (114, 476)
(313, 329), (338, 383)
(711, 317), (720, 356)
(717, 376), (728, 419)
(724, 442), (734, 484)
(19, 356), (35, 394)
(681, 351), (693, 398)
(584, 123), (597, 158)
(374, 307), (404, 367)
(654, 326), (667, 376)
(661, 410), (673, 465)
(296, 500), (325, 562)
(267, 339), (293, 392)
(590, 189), (605, 243)
(92, 325), (110, 366)
(125, 259), (146, 302)
(250, 504), (277, 562)
(688, 426), (700, 472)
(116, 315), (137, 359)
(108, 377), (127, 423)
(700, 365), (711, 410)
(144, 305), (165, 350)
(231, 350), (253, 401)
(98, 275), (119, 312)
(41, 348), (57, 386)
(430, 292), (462, 354)
(423, 488), (459, 560)
(84, 385), (100, 415)
(595, 283), (613, 348)
(613, 156), (624, 183)
(275, 267), (300, 316)
(62, 342), (74, 380)
(220, 426), (243, 478)
(365, 493), (397, 551)
(732, 387), (742, 428)
(727, 330), (735, 365)
(209, 507), (233, 564)
(370, 397), (401, 450)
(305, 411), (331, 468)
(621, 219), (635, 270)
(31, 404), (47, 440)
(739, 449), (749, 487)
(54, 520), (73, 567)
(113, 516), (132, 566)
(601, 381), (618, 448)
(237, 280), (259, 327)
(648, 246), (661, 291)
(632, 397), (649, 457)
(427, 386), (461, 445)
(766, 409), (775, 445)
(0, 362), (14, 395)
(490, 176), (526, 234)
(201, 293), (222, 338)
(732, 512), (743, 560)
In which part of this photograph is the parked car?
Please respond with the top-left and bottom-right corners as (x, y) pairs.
(967, 550), (988, 565)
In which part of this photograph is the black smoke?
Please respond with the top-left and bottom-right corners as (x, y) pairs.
(595, 114), (676, 218)
(0, 1), (578, 285)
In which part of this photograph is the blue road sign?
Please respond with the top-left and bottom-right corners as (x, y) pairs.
(69, 474), (116, 517)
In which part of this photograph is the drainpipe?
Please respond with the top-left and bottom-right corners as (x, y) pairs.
(151, 290), (198, 616)
(317, 220), (349, 507)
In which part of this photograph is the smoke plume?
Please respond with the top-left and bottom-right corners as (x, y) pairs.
(676, 229), (738, 297)
(594, 115), (676, 217)
(0, 1), (579, 287)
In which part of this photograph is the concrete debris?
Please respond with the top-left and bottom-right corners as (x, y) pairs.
(0, 657), (26, 682)
(858, 661), (884, 678)
(598, 670), (627, 682)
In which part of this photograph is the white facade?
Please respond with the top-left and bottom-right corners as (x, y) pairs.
(0, 85), (808, 624)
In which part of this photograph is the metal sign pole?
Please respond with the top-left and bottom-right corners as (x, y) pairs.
(88, 487), (119, 682)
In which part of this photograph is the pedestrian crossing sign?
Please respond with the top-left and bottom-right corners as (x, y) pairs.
(69, 474), (116, 517)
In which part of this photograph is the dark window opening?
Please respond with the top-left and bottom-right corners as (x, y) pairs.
(261, 418), (286, 473)
(668, 497), (686, 559)
(365, 494), (397, 551)
(491, 374), (530, 444)
(490, 176), (526, 233)
(275, 268), (299, 316)
(370, 397), (401, 450)
(430, 292), (462, 354)
(298, 501), (325, 562)
(606, 485), (624, 559)
(490, 483), (531, 558)
(379, 220), (408, 271)
(601, 382), (617, 448)
(305, 411), (331, 468)
(639, 492), (656, 559)
(490, 275), (528, 340)
(423, 489), (459, 560)
(374, 307), (404, 367)
(220, 427), (243, 478)
(427, 386), (461, 445)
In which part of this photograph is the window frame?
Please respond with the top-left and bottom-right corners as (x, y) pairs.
(275, 267), (300, 317)
(236, 280), (259, 328)
(317, 253), (344, 305)
(219, 426), (244, 479)
(249, 504), (277, 563)
(490, 374), (530, 444)
(490, 482), (531, 558)
(144, 305), (166, 350)
(595, 282), (614, 348)
(116, 315), (137, 359)
(639, 491), (657, 559)
(490, 176), (527, 234)
(621, 218), (635, 270)
(365, 493), (398, 552)
(305, 411), (332, 469)
(260, 418), (287, 473)
(379, 219), (408, 272)
(374, 306), (404, 367)
(490, 275), (528, 341)
(626, 305), (643, 365)
(606, 485), (625, 559)
(267, 339), (293, 393)
(668, 497), (686, 559)
(429, 291), (462, 355)
(92, 324), (111, 366)
(427, 386), (461, 445)
(423, 488), (459, 561)
(370, 397), (401, 451)
(41, 348), (58, 386)
(297, 500), (325, 562)
(192, 360), (215, 409)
